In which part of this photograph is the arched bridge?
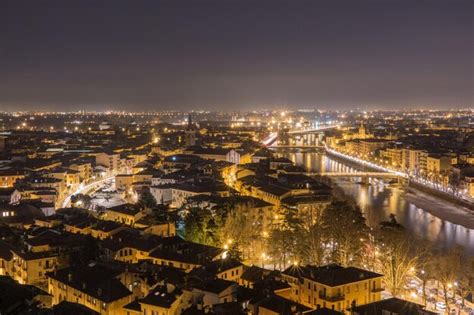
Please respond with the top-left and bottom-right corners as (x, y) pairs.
(287, 125), (339, 135)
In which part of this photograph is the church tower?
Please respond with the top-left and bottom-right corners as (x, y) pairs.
(185, 113), (196, 146)
(358, 122), (367, 139)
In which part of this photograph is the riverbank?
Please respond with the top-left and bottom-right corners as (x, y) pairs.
(409, 181), (474, 211)
(404, 187), (474, 230)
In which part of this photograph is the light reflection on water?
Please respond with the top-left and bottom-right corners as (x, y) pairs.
(281, 151), (474, 254)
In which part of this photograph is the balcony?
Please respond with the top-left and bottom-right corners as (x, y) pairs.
(318, 293), (345, 302)
(371, 287), (384, 293)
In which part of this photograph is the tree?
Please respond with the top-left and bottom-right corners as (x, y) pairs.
(267, 228), (291, 269)
(298, 204), (326, 267)
(456, 257), (474, 309)
(433, 247), (462, 314)
(321, 200), (368, 267)
(182, 207), (219, 246)
(300, 222), (326, 267)
(218, 203), (261, 262)
(448, 171), (461, 196)
(137, 187), (157, 209)
(416, 244), (435, 306)
(71, 194), (92, 209)
(376, 217), (421, 297)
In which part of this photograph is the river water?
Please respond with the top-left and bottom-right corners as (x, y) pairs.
(279, 150), (474, 255)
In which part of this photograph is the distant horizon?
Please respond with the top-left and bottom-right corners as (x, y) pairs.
(0, 103), (472, 113)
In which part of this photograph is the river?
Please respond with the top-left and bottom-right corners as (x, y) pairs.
(278, 150), (474, 255)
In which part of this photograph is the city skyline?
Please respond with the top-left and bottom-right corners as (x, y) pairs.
(1, 0), (472, 111)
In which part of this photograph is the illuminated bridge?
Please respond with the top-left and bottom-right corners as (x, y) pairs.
(264, 124), (339, 148)
(305, 172), (403, 178)
(287, 124), (339, 135)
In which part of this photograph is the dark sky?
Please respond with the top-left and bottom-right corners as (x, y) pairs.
(1, 0), (472, 111)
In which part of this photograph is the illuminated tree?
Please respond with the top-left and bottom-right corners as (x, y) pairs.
(456, 257), (474, 309)
(433, 247), (462, 314)
(416, 243), (435, 306)
(265, 207), (307, 268)
(300, 223), (326, 266)
(321, 200), (368, 267)
(218, 203), (261, 262)
(71, 193), (92, 209)
(267, 228), (292, 269)
(376, 216), (421, 297)
(183, 207), (220, 246)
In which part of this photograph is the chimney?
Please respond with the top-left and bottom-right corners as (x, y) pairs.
(82, 282), (86, 290)
(97, 288), (102, 296)
(68, 273), (72, 282)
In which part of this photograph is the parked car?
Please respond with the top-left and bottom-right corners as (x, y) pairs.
(436, 301), (446, 310)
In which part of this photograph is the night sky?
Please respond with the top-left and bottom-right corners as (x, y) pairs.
(1, 0), (472, 111)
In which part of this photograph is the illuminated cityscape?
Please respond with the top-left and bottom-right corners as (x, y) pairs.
(0, 1), (472, 314)
(0, 109), (473, 314)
